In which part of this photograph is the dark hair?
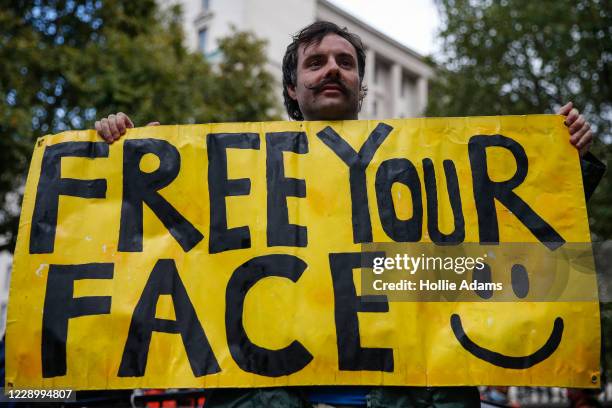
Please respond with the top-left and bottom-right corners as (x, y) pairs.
(282, 21), (367, 120)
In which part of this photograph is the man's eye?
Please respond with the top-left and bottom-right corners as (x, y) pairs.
(309, 60), (322, 68)
(340, 59), (354, 68)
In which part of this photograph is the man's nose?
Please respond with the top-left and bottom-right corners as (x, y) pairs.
(323, 59), (341, 78)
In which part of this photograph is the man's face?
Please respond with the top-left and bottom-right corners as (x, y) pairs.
(287, 33), (361, 121)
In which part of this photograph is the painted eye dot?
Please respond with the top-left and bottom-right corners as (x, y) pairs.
(473, 262), (493, 299)
(511, 263), (529, 298)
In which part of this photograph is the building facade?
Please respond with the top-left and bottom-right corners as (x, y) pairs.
(161, 0), (434, 119)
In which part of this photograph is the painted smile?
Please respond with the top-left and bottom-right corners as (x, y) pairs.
(450, 314), (564, 369)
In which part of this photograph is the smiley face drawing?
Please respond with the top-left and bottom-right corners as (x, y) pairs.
(450, 262), (564, 369)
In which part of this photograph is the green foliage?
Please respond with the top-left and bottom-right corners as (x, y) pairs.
(428, 0), (612, 378)
(428, 0), (611, 121)
(0, 0), (280, 252)
(427, 0), (611, 238)
(206, 28), (281, 122)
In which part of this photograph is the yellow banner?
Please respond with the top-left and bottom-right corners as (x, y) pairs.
(7, 116), (600, 389)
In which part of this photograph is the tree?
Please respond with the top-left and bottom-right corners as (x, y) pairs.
(206, 28), (281, 122)
(0, 0), (280, 252)
(427, 0), (611, 378)
(427, 0), (611, 237)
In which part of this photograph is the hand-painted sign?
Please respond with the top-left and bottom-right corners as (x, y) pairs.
(7, 116), (600, 389)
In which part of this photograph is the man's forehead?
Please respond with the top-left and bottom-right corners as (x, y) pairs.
(298, 33), (357, 58)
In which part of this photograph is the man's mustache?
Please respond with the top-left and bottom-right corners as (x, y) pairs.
(305, 77), (352, 96)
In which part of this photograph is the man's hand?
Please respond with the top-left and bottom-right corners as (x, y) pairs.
(558, 102), (592, 157)
(94, 112), (160, 143)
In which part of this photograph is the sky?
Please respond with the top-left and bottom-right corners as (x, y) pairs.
(327, 0), (441, 56)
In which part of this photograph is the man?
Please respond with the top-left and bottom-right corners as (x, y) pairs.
(95, 21), (604, 408)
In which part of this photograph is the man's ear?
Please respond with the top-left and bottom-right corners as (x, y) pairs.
(287, 85), (297, 100)
(358, 83), (368, 112)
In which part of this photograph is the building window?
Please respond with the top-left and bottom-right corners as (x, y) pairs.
(202, 0), (210, 11)
(198, 28), (207, 54)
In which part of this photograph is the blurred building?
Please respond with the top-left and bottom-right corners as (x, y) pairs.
(160, 0), (433, 119)
(0, 252), (11, 338)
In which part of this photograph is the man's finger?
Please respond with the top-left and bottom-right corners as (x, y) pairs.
(115, 115), (127, 135)
(94, 120), (109, 142)
(570, 122), (589, 145)
(107, 114), (120, 140)
(557, 101), (573, 116)
(576, 129), (593, 149)
(117, 112), (134, 129)
(100, 118), (112, 142)
(146, 121), (161, 126)
(565, 108), (579, 126)
(569, 115), (586, 134)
